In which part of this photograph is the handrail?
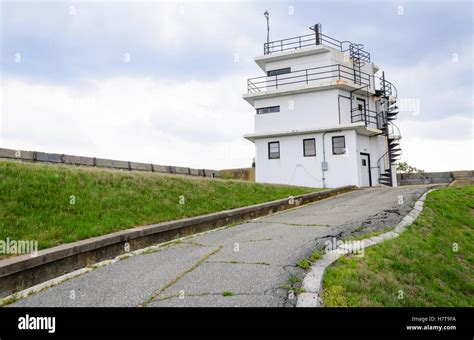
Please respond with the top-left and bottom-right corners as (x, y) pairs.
(247, 63), (396, 98)
(376, 149), (390, 176)
(387, 121), (402, 139)
(263, 30), (371, 63)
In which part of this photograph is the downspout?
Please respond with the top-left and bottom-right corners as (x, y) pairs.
(322, 129), (342, 189)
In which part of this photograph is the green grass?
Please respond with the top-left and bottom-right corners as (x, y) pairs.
(309, 250), (324, 262)
(222, 290), (234, 297)
(0, 161), (319, 252)
(297, 259), (311, 270)
(322, 185), (474, 307)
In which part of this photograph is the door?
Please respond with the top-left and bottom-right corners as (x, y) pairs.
(360, 153), (372, 187)
(356, 97), (366, 124)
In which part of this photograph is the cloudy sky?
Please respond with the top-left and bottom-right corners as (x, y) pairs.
(0, 0), (472, 171)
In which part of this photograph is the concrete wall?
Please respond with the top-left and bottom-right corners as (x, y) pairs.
(397, 172), (453, 186)
(254, 90), (340, 134)
(0, 148), (219, 178)
(255, 129), (360, 188)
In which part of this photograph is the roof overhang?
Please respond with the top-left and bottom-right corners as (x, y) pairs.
(243, 123), (381, 142)
(254, 44), (333, 71)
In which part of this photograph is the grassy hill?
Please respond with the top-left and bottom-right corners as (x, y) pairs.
(0, 161), (319, 251)
(322, 185), (474, 307)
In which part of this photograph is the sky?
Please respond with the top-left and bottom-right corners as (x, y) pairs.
(0, 0), (472, 171)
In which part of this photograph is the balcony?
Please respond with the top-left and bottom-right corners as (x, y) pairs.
(263, 30), (370, 64)
(246, 64), (397, 98)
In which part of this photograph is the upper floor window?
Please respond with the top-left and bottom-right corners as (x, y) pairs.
(268, 141), (280, 159)
(257, 106), (280, 115)
(332, 136), (346, 155)
(303, 138), (316, 157)
(267, 68), (291, 77)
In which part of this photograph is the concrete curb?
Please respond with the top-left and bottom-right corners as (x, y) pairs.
(0, 185), (357, 298)
(296, 188), (436, 307)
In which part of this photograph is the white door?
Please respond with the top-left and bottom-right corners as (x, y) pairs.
(360, 153), (371, 187)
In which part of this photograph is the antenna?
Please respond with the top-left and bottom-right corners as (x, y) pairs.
(264, 10), (270, 45)
(309, 23), (322, 45)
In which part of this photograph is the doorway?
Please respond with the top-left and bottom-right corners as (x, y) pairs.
(360, 152), (372, 187)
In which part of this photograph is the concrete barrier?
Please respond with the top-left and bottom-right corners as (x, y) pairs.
(152, 164), (169, 173)
(190, 168), (200, 176)
(35, 152), (62, 163)
(174, 166), (190, 175)
(0, 185), (357, 298)
(130, 162), (152, 172)
(397, 172), (453, 186)
(0, 148), (35, 161)
(95, 158), (129, 169)
(0, 148), (219, 178)
(63, 154), (95, 166)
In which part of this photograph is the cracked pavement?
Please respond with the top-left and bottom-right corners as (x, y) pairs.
(10, 185), (433, 307)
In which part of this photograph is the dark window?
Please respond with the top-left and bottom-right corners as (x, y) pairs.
(303, 138), (316, 157)
(356, 98), (366, 112)
(257, 106), (280, 115)
(267, 68), (291, 77)
(268, 141), (280, 159)
(332, 136), (346, 155)
(362, 159), (367, 166)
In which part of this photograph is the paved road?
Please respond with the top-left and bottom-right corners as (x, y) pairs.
(11, 185), (432, 307)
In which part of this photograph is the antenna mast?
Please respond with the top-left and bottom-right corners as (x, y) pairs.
(264, 10), (270, 45)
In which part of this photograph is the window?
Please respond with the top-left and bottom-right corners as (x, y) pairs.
(303, 138), (316, 157)
(268, 141), (280, 159)
(362, 159), (367, 166)
(332, 136), (346, 155)
(356, 98), (366, 113)
(267, 68), (291, 77)
(257, 106), (280, 115)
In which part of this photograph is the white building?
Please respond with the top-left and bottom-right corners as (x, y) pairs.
(243, 24), (401, 188)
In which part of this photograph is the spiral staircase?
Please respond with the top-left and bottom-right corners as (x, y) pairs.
(377, 77), (402, 186)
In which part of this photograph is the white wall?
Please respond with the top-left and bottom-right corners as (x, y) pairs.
(263, 48), (377, 78)
(255, 129), (359, 188)
(254, 89), (380, 134)
(254, 90), (340, 134)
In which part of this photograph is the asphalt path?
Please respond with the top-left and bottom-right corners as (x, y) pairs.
(11, 185), (431, 307)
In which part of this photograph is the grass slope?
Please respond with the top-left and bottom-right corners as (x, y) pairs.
(0, 161), (319, 251)
(322, 185), (474, 307)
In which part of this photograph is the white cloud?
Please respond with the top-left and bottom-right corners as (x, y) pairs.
(1, 2), (472, 173)
(384, 44), (472, 122)
(0, 75), (255, 170)
(398, 116), (473, 171)
(400, 137), (473, 172)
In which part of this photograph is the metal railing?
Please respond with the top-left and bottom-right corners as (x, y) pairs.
(351, 108), (381, 128)
(387, 121), (402, 140)
(247, 63), (397, 97)
(263, 31), (371, 63)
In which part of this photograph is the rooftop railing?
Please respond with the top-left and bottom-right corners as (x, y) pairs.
(247, 63), (398, 98)
(263, 29), (371, 63)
